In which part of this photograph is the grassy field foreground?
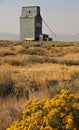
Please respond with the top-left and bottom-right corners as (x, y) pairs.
(0, 40), (79, 130)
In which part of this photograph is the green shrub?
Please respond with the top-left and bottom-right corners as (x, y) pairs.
(4, 59), (24, 66)
(28, 55), (58, 64)
(60, 60), (79, 66)
(0, 73), (29, 99)
(0, 52), (15, 57)
(18, 48), (27, 54)
(0, 41), (21, 47)
(47, 79), (79, 97)
(32, 42), (42, 47)
(12, 85), (29, 100)
(19, 47), (46, 56)
(71, 70), (79, 79)
(32, 48), (46, 56)
(28, 80), (40, 92)
(0, 74), (13, 98)
(28, 55), (43, 63)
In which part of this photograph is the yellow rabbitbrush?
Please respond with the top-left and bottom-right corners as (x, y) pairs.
(7, 90), (79, 130)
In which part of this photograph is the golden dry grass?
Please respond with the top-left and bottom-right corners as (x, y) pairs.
(0, 63), (79, 86)
(0, 40), (79, 130)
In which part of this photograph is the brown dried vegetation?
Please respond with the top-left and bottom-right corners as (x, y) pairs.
(0, 40), (79, 129)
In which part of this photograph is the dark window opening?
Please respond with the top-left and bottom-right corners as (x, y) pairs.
(28, 11), (30, 13)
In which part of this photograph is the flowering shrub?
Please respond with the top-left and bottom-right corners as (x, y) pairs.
(7, 90), (79, 130)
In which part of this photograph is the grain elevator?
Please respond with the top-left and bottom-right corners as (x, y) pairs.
(20, 6), (52, 41)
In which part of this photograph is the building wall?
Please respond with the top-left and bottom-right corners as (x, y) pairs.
(35, 15), (42, 40)
(20, 18), (35, 40)
(21, 6), (40, 17)
(20, 6), (42, 40)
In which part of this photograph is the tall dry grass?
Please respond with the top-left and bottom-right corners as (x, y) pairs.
(0, 40), (79, 129)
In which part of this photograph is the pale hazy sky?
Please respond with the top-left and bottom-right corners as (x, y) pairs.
(0, 0), (79, 35)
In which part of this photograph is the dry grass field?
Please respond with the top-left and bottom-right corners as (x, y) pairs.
(0, 40), (79, 130)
